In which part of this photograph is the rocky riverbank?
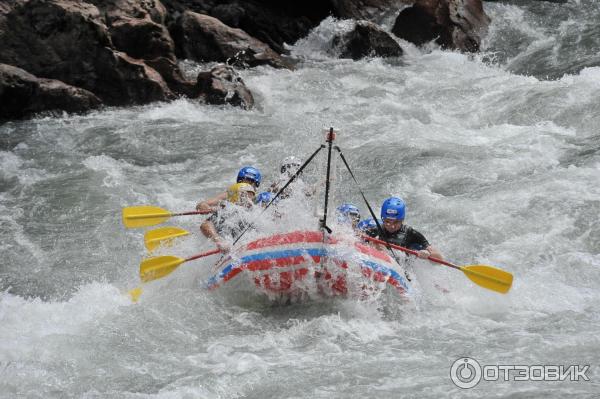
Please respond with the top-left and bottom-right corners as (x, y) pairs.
(0, 0), (490, 120)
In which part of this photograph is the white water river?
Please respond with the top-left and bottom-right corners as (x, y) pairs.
(1, 1), (599, 397)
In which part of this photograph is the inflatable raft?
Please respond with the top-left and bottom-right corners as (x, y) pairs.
(206, 230), (411, 303)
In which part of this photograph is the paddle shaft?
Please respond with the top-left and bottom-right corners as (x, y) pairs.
(362, 235), (459, 269)
(185, 248), (222, 262)
(173, 210), (212, 216)
(126, 210), (211, 220)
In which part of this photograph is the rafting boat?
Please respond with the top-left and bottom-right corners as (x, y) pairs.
(126, 129), (512, 304)
(206, 230), (411, 304)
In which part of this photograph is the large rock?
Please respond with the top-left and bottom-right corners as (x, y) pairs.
(0, 0), (109, 71)
(196, 64), (254, 109)
(391, 0), (490, 52)
(88, 0), (168, 25)
(333, 20), (403, 60)
(145, 57), (199, 98)
(0, 0), (172, 105)
(109, 16), (176, 61)
(163, 0), (330, 55)
(89, 0), (176, 62)
(163, 1), (405, 56)
(93, 50), (173, 104)
(88, 0), (187, 95)
(330, 0), (409, 20)
(173, 11), (291, 69)
(0, 63), (101, 120)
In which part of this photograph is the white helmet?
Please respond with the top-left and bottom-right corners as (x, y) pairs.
(280, 156), (301, 175)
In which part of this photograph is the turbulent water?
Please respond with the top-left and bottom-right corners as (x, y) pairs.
(1, 0), (599, 397)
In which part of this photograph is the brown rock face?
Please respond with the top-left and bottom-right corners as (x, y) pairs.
(3, 0), (433, 118)
(95, 51), (173, 104)
(331, 0), (408, 20)
(391, 0), (490, 52)
(333, 20), (403, 60)
(0, 0), (109, 75)
(93, 1), (193, 97)
(163, 0), (330, 55)
(174, 11), (291, 69)
(109, 16), (176, 61)
(196, 64), (254, 109)
(145, 57), (199, 98)
(0, 63), (101, 120)
(0, 0), (172, 105)
(88, 0), (168, 25)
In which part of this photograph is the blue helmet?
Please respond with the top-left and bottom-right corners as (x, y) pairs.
(336, 203), (361, 224)
(357, 218), (379, 232)
(381, 197), (405, 220)
(237, 166), (261, 187)
(255, 191), (274, 205)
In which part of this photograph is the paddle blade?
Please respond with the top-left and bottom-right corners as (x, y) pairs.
(460, 265), (514, 294)
(144, 226), (190, 251)
(122, 206), (171, 228)
(128, 287), (143, 302)
(140, 255), (185, 283)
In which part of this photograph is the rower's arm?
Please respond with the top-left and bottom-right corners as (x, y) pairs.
(200, 220), (230, 252)
(425, 245), (443, 260)
(196, 192), (227, 211)
(200, 220), (218, 240)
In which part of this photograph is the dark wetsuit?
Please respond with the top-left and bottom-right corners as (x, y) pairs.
(366, 224), (430, 251)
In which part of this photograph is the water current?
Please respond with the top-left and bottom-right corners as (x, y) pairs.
(1, 1), (599, 397)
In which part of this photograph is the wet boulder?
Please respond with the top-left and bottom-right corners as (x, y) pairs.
(89, 0), (176, 62)
(88, 0), (168, 25)
(196, 64), (254, 109)
(391, 0), (490, 52)
(0, 0), (173, 105)
(332, 20), (403, 60)
(0, 63), (101, 120)
(109, 16), (176, 61)
(173, 11), (291, 69)
(145, 57), (199, 98)
(88, 1), (191, 97)
(164, 0), (329, 55)
(95, 50), (173, 104)
(330, 0), (409, 21)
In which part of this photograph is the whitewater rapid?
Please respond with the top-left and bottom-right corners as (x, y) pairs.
(1, 1), (599, 397)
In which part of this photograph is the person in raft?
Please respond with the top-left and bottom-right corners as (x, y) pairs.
(268, 156), (317, 199)
(335, 203), (362, 231)
(365, 197), (443, 260)
(357, 218), (379, 233)
(269, 156), (301, 195)
(200, 182), (256, 252)
(255, 191), (274, 207)
(196, 166), (262, 212)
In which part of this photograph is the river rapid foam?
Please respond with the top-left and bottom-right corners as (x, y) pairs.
(1, 1), (599, 397)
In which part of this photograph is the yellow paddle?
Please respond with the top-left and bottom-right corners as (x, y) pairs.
(127, 246), (219, 302)
(122, 206), (211, 228)
(363, 236), (513, 294)
(128, 287), (143, 302)
(139, 248), (222, 283)
(144, 226), (190, 250)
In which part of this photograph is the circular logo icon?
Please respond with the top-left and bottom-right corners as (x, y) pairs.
(450, 357), (482, 389)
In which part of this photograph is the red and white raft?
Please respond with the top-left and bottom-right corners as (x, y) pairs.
(206, 230), (411, 303)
